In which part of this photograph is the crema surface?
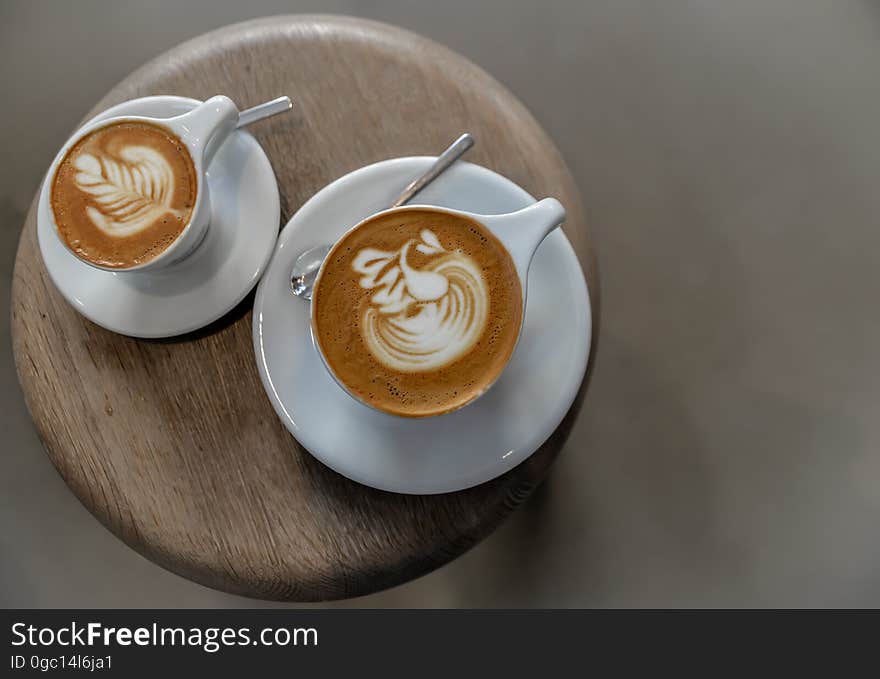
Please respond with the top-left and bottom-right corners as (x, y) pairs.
(313, 209), (522, 417)
(51, 121), (197, 268)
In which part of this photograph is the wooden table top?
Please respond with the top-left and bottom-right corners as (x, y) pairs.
(11, 15), (598, 601)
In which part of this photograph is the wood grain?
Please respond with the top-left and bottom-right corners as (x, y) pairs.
(10, 15), (599, 601)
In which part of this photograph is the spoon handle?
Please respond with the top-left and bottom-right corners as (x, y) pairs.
(237, 96), (292, 128)
(391, 133), (474, 207)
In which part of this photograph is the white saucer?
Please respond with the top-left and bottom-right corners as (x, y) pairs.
(253, 158), (591, 494)
(37, 96), (280, 338)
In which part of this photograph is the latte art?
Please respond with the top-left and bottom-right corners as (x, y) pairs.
(73, 146), (181, 237)
(353, 230), (489, 372)
(51, 121), (197, 269)
(312, 208), (523, 418)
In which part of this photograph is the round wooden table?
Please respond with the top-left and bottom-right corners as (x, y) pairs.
(11, 15), (599, 601)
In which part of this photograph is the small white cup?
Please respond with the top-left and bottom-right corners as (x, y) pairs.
(46, 95), (240, 272)
(310, 197), (567, 416)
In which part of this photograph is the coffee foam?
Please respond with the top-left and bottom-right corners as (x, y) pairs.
(51, 121), (196, 268)
(73, 145), (181, 237)
(352, 230), (489, 372)
(313, 209), (522, 417)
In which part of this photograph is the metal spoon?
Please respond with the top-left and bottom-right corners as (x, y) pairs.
(237, 96), (292, 127)
(290, 133), (475, 300)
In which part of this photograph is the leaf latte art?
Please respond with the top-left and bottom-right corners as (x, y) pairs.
(73, 146), (180, 236)
(353, 229), (489, 372)
(51, 121), (197, 268)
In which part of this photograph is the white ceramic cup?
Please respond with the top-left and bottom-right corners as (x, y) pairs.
(46, 95), (240, 272)
(310, 197), (567, 416)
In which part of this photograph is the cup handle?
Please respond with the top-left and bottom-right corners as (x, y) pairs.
(176, 95), (239, 167)
(482, 198), (566, 280)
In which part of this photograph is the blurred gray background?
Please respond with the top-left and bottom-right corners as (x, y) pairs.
(3, 0), (880, 607)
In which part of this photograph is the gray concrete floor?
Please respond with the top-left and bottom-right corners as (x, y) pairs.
(4, 0), (880, 607)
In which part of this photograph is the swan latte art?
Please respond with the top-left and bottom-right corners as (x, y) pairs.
(313, 209), (523, 417)
(51, 121), (197, 268)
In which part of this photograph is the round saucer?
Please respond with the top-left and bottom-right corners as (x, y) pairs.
(37, 96), (279, 338)
(254, 158), (591, 494)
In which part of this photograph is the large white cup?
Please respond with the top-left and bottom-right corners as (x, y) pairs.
(310, 197), (567, 416)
